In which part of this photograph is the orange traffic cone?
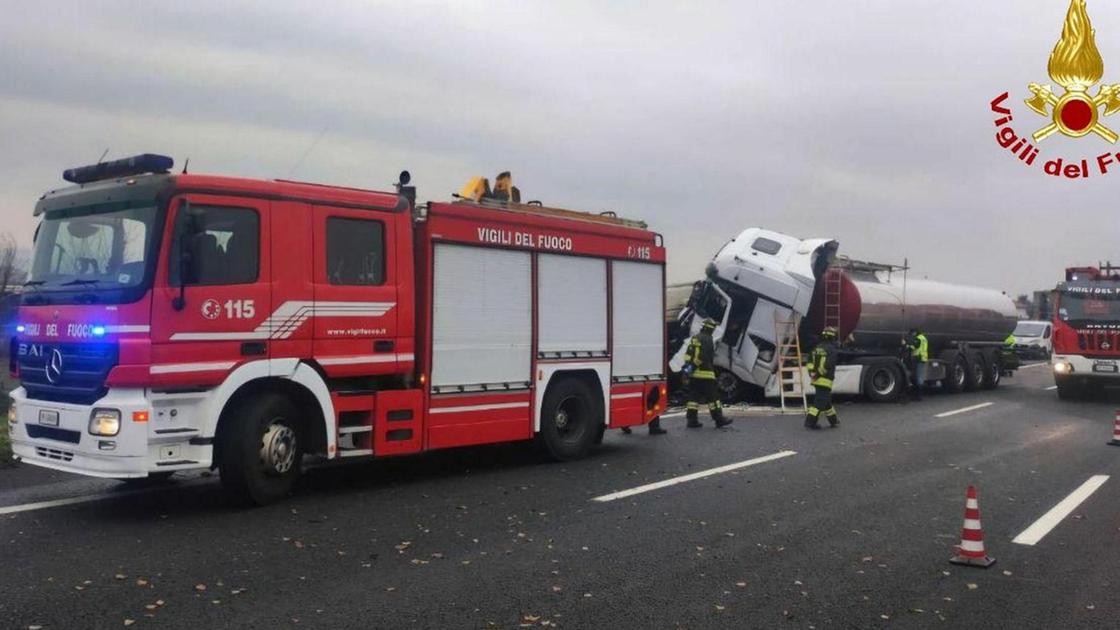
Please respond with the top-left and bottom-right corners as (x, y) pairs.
(1108, 410), (1120, 446)
(949, 485), (996, 568)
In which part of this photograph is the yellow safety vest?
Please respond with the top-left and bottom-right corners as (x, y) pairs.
(911, 334), (929, 363)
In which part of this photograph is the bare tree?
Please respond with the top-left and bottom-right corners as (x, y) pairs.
(0, 232), (25, 296)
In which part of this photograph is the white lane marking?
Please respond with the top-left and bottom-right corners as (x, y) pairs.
(150, 361), (237, 374)
(1012, 475), (1110, 546)
(592, 450), (797, 502)
(934, 402), (994, 418)
(429, 402), (530, 414)
(1019, 362), (1052, 369)
(658, 412), (686, 419)
(1044, 385), (1058, 391)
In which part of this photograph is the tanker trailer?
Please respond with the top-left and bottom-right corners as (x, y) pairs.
(669, 227), (1020, 403)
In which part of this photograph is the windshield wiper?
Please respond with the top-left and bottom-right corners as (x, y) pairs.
(61, 278), (101, 286)
(23, 280), (45, 287)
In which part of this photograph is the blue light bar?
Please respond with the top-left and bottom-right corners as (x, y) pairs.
(92, 326), (107, 337)
(63, 154), (174, 184)
(15, 324), (25, 333)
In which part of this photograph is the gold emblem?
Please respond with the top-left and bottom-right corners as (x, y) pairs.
(1025, 0), (1120, 143)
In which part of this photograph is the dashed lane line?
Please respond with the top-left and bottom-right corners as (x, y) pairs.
(591, 450), (797, 502)
(1019, 362), (1052, 369)
(1044, 385), (1058, 391)
(0, 478), (212, 516)
(934, 402), (994, 418)
(1012, 475), (1110, 546)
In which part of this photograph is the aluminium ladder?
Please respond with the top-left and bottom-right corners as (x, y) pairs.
(774, 316), (809, 415)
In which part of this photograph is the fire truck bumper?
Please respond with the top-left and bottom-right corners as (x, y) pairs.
(1053, 355), (1120, 380)
(8, 387), (212, 479)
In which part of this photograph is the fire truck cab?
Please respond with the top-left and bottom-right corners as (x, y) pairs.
(1052, 264), (1120, 399)
(8, 155), (668, 504)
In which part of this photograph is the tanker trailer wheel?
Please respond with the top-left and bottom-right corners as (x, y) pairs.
(219, 393), (304, 506)
(980, 351), (1001, 390)
(537, 377), (599, 462)
(863, 362), (903, 402)
(942, 353), (968, 394)
(963, 351), (984, 392)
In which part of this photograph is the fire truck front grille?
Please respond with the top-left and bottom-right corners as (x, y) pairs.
(35, 446), (75, 463)
(17, 342), (118, 405)
(1077, 331), (1120, 356)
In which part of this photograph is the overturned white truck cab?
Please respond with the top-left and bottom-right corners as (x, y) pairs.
(670, 228), (1019, 402)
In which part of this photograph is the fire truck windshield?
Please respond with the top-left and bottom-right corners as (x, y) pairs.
(1058, 284), (1120, 326)
(25, 200), (162, 305)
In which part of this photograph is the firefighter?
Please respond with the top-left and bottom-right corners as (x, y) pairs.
(805, 326), (840, 429)
(683, 319), (732, 429)
(904, 327), (929, 400)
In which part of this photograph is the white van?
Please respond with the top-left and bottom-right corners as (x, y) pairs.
(1012, 320), (1053, 360)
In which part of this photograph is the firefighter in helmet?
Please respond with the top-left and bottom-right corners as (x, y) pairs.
(805, 326), (840, 429)
(683, 319), (732, 428)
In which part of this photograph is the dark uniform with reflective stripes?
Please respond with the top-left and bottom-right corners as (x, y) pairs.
(685, 320), (731, 428)
(805, 327), (839, 429)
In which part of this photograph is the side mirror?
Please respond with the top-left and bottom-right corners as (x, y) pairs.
(171, 200), (194, 311)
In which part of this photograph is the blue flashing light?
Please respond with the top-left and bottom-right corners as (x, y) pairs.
(15, 324), (25, 333)
(92, 326), (107, 337)
(63, 154), (174, 184)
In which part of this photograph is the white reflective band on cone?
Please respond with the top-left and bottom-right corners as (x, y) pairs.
(963, 519), (982, 530)
(959, 539), (986, 552)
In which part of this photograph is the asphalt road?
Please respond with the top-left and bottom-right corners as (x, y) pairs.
(3, 363), (1120, 629)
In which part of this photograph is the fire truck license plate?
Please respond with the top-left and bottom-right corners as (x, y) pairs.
(38, 410), (59, 426)
(1093, 361), (1118, 373)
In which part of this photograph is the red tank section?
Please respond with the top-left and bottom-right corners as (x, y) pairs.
(805, 269), (861, 340)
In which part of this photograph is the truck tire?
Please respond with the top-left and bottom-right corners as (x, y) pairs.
(943, 353), (968, 394)
(537, 378), (600, 462)
(219, 392), (304, 506)
(1055, 376), (1081, 401)
(863, 362), (903, 402)
(715, 368), (749, 404)
(963, 351), (984, 392)
(980, 351), (1002, 390)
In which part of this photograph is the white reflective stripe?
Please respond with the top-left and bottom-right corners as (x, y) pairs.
(169, 301), (397, 342)
(963, 518), (982, 530)
(610, 392), (643, 400)
(966, 498), (979, 509)
(317, 353), (415, 366)
(429, 402), (530, 414)
(105, 325), (150, 334)
(959, 539), (986, 552)
(150, 361), (236, 374)
(169, 332), (270, 341)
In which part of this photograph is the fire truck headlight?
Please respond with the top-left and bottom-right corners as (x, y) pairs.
(1053, 362), (1072, 374)
(89, 409), (121, 436)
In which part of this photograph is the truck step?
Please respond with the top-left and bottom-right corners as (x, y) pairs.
(338, 425), (373, 435)
(338, 448), (374, 458)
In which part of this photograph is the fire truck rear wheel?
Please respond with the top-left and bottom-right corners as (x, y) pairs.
(538, 378), (600, 461)
(219, 392), (303, 506)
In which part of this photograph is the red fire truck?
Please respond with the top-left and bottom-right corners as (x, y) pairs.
(1052, 264), (1120, 399)
(7, 155), (667, 504)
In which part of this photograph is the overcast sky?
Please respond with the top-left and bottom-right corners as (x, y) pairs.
(1, 1), (1117, 295)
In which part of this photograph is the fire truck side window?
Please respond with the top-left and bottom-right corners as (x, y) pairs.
(326, 217), (385, 285)
(171, 205), (260, 286)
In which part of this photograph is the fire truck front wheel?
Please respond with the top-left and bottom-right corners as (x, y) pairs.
(538, 378), (600, 462)
(219, 393), (304, 506)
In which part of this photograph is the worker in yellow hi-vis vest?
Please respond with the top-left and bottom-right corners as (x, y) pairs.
(805, 326), (840, 429)
(683, 319), (732, 429)
(905, 327), (930, 401)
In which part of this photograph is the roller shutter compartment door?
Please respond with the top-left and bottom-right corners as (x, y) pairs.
(537, 254), (607, 358)
(611, 261), (664, 378)
(431, 244), (532, 390)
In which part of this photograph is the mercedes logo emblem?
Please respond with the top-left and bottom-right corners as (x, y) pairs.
(45, 348), (64, 384)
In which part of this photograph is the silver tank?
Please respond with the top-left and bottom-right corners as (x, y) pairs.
(839, 270), (1019, 350)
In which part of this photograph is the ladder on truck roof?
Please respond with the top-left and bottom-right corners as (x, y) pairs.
(774, 317), (808, 415)
(454, 197), (649, 229)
